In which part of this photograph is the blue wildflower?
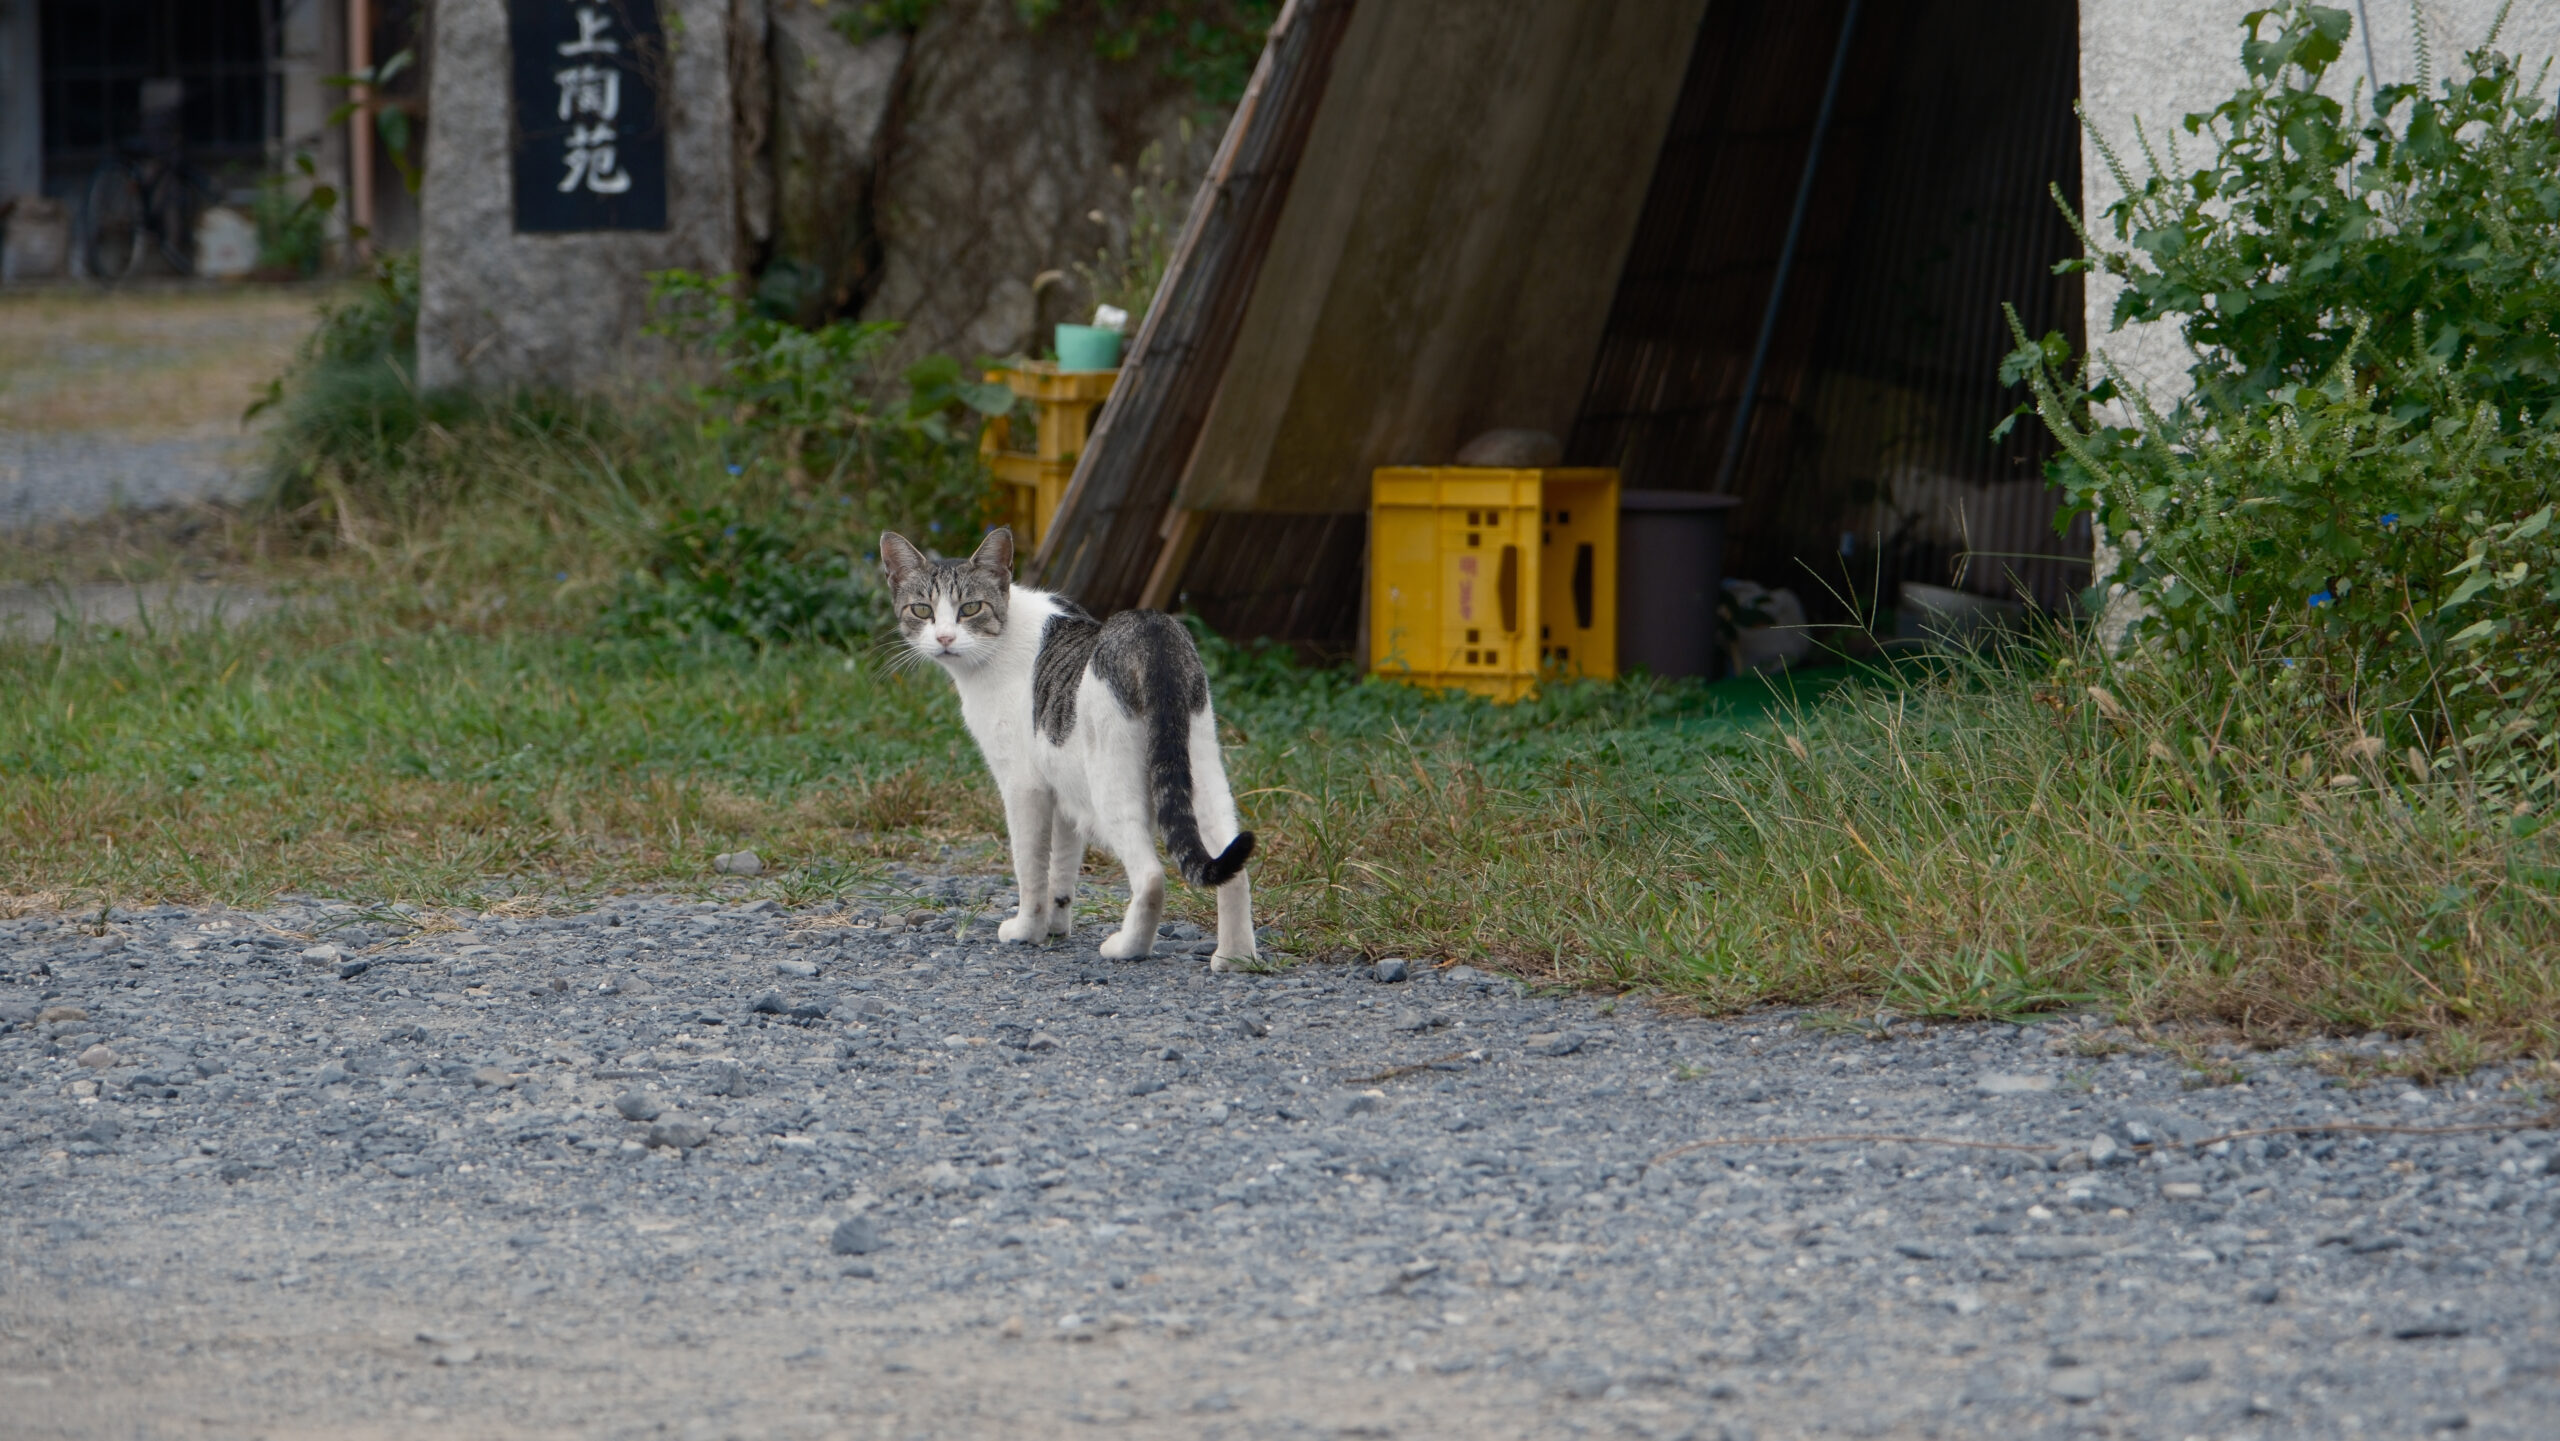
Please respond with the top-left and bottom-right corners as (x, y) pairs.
(723, 526), (738, 539)
(727, 463), (743, 476)
(2308, 590), (2334, 608)
(2379, 512), (2399, 530)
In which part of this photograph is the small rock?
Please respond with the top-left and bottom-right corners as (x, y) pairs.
(1525, 1031), (1583, 1058)
(1025, 1032), (1060, 1052)
(2086, 1133), (2119, 1166)
(468, 1066), (518, 1089)
(2164, 1359), (2212, 1384)
(2393, 1315), (2469, 1340)
(997, 1314), (1025, 1339)
(613, 1091), (661, 1123)
(76, 1045), (116, 1070)
(1892, 1240), (1940, 1260)
(1326, 1091), (1386, 1120)
(2243, 1281), (2281, 1304)
(298, 944), (344, 966)
(750, 991), (789, 1015)
(2047, 1367), (2104, 1403)
(336, 960), (372, 980)
(315, 1062), (352, 1087)
(830, 1216), (885, 1256)
(774, 960), (819, 979)
(1443, 966), (1488, 986)
(1976, 1072), (2054, 1095)
(2160, 1181), (2206, 1200)
(37, 1006), (88, 1024)
(712, 850), (764, 876)
(433, 1346), (479, 1367)
(646, 1118), (710, 1149)
(1373, 958), (1411, 984)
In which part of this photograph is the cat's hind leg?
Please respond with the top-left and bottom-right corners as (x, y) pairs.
(1210, 870), (1257, 972)
(996, 785), (1057, 944)
(1090, 811), (1164, 961)
(1045, 809), (1084, 937)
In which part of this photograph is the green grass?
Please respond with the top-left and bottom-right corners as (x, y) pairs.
(5, 317), (2553, 1067)
(6, 601), (2555, 1060)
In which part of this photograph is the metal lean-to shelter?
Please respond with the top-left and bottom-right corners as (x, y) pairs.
(1031, 0), (2089, 649)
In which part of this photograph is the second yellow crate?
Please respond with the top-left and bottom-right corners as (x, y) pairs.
(1368, 467), (1618, 702)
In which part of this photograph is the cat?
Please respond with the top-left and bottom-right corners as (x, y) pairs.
(878, 526), (1258, 967)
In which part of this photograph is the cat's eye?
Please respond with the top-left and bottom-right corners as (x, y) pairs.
(904, 604), (932, 620)
(958, 601), (986, 617)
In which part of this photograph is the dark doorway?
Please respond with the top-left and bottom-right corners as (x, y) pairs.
(38, 0), (272, 195)
(1570, 0), (2087, 623)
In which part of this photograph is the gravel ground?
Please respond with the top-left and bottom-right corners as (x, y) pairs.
(2, 872), (2555, 1440)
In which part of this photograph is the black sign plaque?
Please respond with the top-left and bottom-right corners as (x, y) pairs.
(510, 0), (668, 233)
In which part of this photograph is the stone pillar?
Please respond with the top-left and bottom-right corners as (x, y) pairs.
(418, 0), (746, 392)
(2078, 0), (2560, 399)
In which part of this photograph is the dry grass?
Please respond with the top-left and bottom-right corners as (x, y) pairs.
(0, 283), (335, 436)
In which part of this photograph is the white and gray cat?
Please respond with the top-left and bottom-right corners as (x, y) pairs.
(879, 527), (1258, 967)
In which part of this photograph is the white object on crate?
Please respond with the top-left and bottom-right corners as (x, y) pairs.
(194, 206), (259, 279)
(1724, 579), (1811, 674)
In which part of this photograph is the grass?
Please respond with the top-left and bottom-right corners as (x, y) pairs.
(7, 599), (2554, 1059)
(2, 291), (2553, 1066)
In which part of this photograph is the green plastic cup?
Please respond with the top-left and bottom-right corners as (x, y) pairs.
(1054, 323), (1123, 371)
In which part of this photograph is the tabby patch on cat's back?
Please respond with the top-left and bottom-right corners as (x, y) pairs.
(877, 527), (1260, 968)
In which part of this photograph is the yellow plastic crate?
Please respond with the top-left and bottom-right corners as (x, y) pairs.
(1369, 467), (1618, 702)
(978, 363), (1118, 547)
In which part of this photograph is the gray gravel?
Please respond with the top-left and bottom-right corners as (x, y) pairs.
(3, 870), (2556, 1439)
(0, 430), (259, 529)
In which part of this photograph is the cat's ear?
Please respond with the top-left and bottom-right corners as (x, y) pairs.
(879, 532), (926, 588)
(971, 527), (1015, 578)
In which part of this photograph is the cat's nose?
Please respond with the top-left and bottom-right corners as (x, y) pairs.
(933, 630), (957, 648)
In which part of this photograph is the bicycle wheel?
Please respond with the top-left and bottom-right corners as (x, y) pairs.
(84, 163), (143, 280)
(144, 164), (201, 276)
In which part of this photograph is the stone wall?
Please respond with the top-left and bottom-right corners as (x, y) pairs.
(853, 0), (1215, 366)
(419, 0), (1226, 388)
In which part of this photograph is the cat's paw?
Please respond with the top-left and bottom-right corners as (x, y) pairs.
(997, 913), (1046, 944)
(1046, 904), (1074, 937)
(1097, 929), (1154, 960)
(1209, 948), (1256, 974)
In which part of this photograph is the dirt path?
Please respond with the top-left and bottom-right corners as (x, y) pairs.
(0, 283), (327, 528)
(3, 874), (2555, 1439)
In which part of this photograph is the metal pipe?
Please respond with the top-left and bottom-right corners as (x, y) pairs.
(1711, 0), (1863, 495)
(348, 0), (374, 258)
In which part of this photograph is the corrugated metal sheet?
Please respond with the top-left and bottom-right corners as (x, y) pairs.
(1569, 0), (2088, 617)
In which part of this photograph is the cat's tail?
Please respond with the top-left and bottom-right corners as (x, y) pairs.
(1141, 618), (1256, 889)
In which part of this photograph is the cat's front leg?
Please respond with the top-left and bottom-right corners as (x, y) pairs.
(1046, 810), (1084, 937)
(997, 784), (1057, 944)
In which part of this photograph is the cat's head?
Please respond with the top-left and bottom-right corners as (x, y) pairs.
(880, 528), (1013, 667)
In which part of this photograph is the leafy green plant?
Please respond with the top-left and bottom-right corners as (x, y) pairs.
(252, 153), (339, 277)
(2002, 3), (2560, 792)
(599, 505), (877, 648)
(2068, 2), (2560, 426)
(646, 269), (1012, 543)
(1072, 133), (1187, 329)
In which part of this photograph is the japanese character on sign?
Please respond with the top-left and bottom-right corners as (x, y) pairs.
(552, 9), (627, 195)
(557, 6), (621, 56)
(511, 0), (665, 231)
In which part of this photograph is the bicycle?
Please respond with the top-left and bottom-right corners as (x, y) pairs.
(81, 101), (219, 280)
